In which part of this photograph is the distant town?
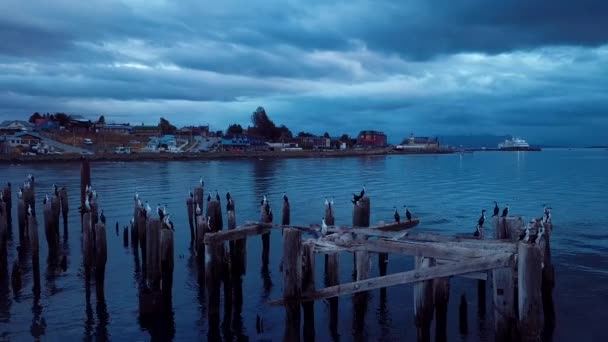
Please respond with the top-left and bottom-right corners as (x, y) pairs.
(0, 107), (449, 158)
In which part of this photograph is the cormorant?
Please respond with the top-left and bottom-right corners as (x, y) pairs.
(100, 210), (106, 224)
(493, 202), (499, 217)
(404, 205), (412, 222)
(501, 205), (509, 218)
(352, 187), (365, 204)
(215, 190), (220, 202)
(207, 193), (212, 202)
(394, 207), (401, 223)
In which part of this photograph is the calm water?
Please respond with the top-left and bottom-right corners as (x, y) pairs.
(1, 149), (607, 341)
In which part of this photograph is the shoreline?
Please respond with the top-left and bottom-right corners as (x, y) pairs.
(0, 148), (456, 164)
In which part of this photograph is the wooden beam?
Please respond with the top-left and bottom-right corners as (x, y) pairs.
(310, 238), (504, 261)
(204, 223), (270, 243)
(269, 253), (514, 305)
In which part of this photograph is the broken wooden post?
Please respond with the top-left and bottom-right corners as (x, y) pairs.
(282, 228), (302, 342)
(187, 193), (195, 244)
(43, 200), (58, 250)
(0, 201), (7, 243)
(136, 210), (147, 271)
(146, 218), (161, 290)
(205, 239), (225, 339)
(2, 183), (11, 228)
(194, 186), (204, 213)
(493, 217), (517, 340)
(459, 293), (468, 335)
(518, 242), (543, 341)
(28, 213), (40, 291)
(59, 187), (68, 235)
(80, 158), (91, 220)
(302, 241), (316, 341)
(17, 197), (26, 242)
(227, 198), (246, 278)
(434, 277), (450, 342)
(160, 226), (174, 307)
(352, 196), (370, 281)
(82, 213), (94, 270)
(261, 201), (272, 268)
(324, 201), (335, 268)
(537, 228), (555, 334)
(95, 223), (107, 300)
(325, 249), (339, 335)
(50, 195), (60, 239)
(206, 199), (222, 232)
(282, 197), (290, 225)
(414, 256), (435, 342)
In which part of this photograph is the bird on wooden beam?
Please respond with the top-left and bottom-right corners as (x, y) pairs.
(27, 204), (33, 217)
(207, 193), (212, 202)
(492, 201), (499, 217)
(195, 203), (202, 216)
(226, 192), (235, 211)
(321, 218), (328, 236)
(100, 210), (106, 224)
(163, 215), (175, 231)
(474, 209), (486, 237)
(404, 205), (412, 222)
(199, 177), (204, 187)
(351, 186), (366, 205)
(283, 193), (289, 204)
(394, 207), (401, 223)
(501, 204), (509, 218)
(215, 190), (220, 202)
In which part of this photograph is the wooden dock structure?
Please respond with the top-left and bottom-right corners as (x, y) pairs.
(0, 160), (556, 341)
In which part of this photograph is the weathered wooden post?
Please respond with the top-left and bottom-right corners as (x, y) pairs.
(80, 158), (91, 220)
(434, 277), (450, 342)
(0, 201), (7, 243)
(95, 223), (107, 300)
(459, 293), (468, 335)
(205, 238), (225, 340)
(160, 226), (174, 307)
(538, 228), (555, 334)
(195, 214), (206, 262)
(43, 200), (58, 250)
(28, 213), (41, 291)
(82, 213), (94, 270)
(282, 228), (302, 342)
(146, 218), (161, 290)
(302, 241), (316, 341)
(261, 201), (272, 268)
(478, 279), (487, 317)
(282, 197), (290, 226)
(325, 248), (340, 335)
(2, 183), (11, 227)
(18, 196), (26, 242)
(206, 199), (222, 232)
(414, 256), (435, 342)
(59, 187), (69, 235)
(194, 186), (204, 213)
(352, 196), (370, 335)
(324, 201), (335, 268)
(518, 242), (543, 341)
(186, 193), (195, 244)
(50, 195), (60, 238)
(136, 210), (147, 271)
(493, 218), (518, 341)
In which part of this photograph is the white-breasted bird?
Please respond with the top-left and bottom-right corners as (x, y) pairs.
(321, 218), (328, 236)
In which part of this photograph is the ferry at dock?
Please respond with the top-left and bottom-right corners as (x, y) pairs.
(498, 137), (537, 151)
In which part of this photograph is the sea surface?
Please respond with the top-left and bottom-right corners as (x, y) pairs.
(0, 149), (607, 341)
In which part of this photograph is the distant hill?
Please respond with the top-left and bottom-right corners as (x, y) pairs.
(438, 134), (512, 148)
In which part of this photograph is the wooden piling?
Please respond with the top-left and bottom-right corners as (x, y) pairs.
(187, 195), (195, 243)
(261, 203), (272, 267)
(59, 187), (69, 234)
(492, 214), (518, 340)
(146, 219), (161, 290)
(205, 240), (225, 339)
(17, 198), (26, 242)
(302, 241), (316, 341)
(414, 256), (435, 342)
(325, 251), (340, 335)
(282, 199), (290, 226)
(28, 213), (40, 291)
(194, 186), (204, 212)
(136, 210), (147, 269)
(95, 223), (107, 299)
(82, 213), (94, 269)
(459, 293), (468, 335)
(43, 201), (58, 250)
(434, 277), (450, 342)
(518, 242), (543, 341)
(2, 184), (11, 227)
(80, 158), (91, 217)
(206, 200), (222, 232)
(537, 230), (555, 335)
(0, 202), (7, 243)
(282, 228), (302, 342)
(160, 227), (174, 305)
(227, 202), (246, 278)
(51, 195), (60, 238)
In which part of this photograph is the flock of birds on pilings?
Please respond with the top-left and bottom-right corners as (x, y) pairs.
(472, 201), (553, 243)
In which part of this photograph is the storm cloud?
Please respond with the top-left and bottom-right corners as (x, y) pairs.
(1, 0), (607, 145)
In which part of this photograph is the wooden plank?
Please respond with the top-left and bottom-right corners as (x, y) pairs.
(311, 238), (503, 261)
(518, 242), (543, 341)
(414, 256), (435, 342)
(204, 223), (269, 243)
(269, 253), (514, 304)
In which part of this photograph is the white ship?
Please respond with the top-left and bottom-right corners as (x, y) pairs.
(498, 137), (530, 149)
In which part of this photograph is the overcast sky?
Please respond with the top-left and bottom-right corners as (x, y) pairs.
(1, 0), (607, 145)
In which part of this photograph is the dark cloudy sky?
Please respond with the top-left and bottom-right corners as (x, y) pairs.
(1, 0), (607, 145)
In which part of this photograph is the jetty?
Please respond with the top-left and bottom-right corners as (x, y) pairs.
(0, 159), (556, 341)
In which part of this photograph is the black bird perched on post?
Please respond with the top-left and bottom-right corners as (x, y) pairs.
(404, 205), (412, 222)
(283, 193), (289, 204)
(394, 207), (401, 223)
(53, 184), (59, 197)
(157, 204), (164, 220)
(226, 194), (235, 211)
(474, 209), (486, 237)
(100, 210), (106, 224)
(501, 205), (509, 218)
(163, 215), (175, 231)
(207, 193), (212, 202)
(492, 202), (499, 217)
(352, 186), (366, 204)
(215, 190), (220, 202)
